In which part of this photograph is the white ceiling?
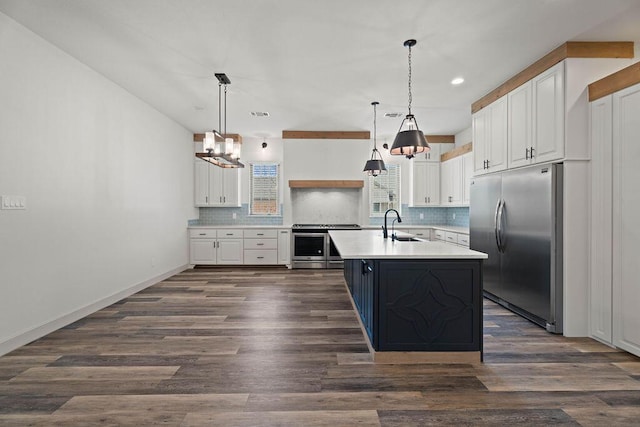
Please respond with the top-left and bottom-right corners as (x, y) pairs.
(1, 0), (640, 142)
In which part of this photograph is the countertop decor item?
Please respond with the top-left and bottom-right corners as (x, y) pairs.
(363, 101), (387, 177)
(390, 39), (430, 159)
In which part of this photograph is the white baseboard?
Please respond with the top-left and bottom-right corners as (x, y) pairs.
(0, 264), (189, 357)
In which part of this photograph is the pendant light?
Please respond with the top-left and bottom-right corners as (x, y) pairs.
(390, 39), (430, 159)
(363, 101), (387, 177)
(196, 73), (244, 168)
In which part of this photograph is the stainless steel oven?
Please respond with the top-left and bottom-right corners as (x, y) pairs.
(291, 224), (360, 269)
(291, 232), (327, 269)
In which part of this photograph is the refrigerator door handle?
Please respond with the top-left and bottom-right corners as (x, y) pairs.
(494, 199), (502, 251)
(497, 200), (506, 252)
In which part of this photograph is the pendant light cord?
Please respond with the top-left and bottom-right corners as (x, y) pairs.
(407, 44), (412, 116)
(373, 102), (377, 149)
(218, 81), (222, 134)
(224, 84), (228, 135)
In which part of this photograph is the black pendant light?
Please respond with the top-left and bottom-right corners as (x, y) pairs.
(363, 101), (387, 177)
(390, 39), (430, 159)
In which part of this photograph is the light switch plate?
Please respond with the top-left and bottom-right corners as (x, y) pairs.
(1, 195), (27, 210)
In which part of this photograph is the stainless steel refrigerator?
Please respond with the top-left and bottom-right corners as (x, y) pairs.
(470, 163), (563, 333)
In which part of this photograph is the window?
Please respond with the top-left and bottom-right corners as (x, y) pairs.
(250, 162), (280, 215)
(369, 163), (400, 216)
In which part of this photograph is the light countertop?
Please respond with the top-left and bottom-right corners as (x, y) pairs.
(188, 224), (469, 233)
(328, 230), (487, 260)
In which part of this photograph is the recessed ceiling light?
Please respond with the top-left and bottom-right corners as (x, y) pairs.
(250, 112), (270, 117)
(384, 112), (404, 118)
(451, 77), (465, 85)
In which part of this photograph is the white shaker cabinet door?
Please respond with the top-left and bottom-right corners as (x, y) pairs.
(612, 83), (640, 357)
(532, 62), (565, 164)
(589, 95), (613, 344)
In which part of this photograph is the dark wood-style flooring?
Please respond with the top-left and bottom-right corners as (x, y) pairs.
(1, 267), (639, 426)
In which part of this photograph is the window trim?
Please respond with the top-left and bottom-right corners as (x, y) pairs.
(249, 162), (282, 217)
(368, 163), (401, 217)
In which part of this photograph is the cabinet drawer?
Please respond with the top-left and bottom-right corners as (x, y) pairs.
(445, 231), (459, 244)
(244, 238), (278, 250)
(244, 249), (278, 264)
(408, 229), (430, 239)
(217, 229), (244, 238)
(458, 234), (470, 247)
(189, 229), (217, 239)
(433, 229), (445, 241)
(244, 229), (277, 239)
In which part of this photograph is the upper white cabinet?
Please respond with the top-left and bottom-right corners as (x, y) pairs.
(462, 152), (473, 205)
(508, 62), (565, 168)
(411, 162), (440, 206)
(473, 96), (508, 175)
(194, 160), (241, 207)
(440, 156), (463, 205)
(507, 81), (533, 168)
(532, 62), (565, 164)
(413, 143), (454, 163)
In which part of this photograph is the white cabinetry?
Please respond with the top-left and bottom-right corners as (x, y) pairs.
(244, 229), (278, 264)
(189, 229), (217, 265)
(413, 143), (454, 162)
(473, 96), (508, 175)
(462, 152), (473, 205)
(441, 157), (462, 205)
(407, 229), (431, 240)
(589, 81), (640, 357)
(189, 228), (243, 265)
(411, 162), (440, 206)
(194, 161), (241, 207)
(508, 62), (565, 169)
(277, 229), (291, 265)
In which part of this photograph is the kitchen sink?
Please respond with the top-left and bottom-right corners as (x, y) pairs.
(393, 236), (421, 242)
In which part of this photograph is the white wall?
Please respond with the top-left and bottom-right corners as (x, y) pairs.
(0, 12), (197, 355)
(455, 127), (472, 147)
(282, 139), (408, 225)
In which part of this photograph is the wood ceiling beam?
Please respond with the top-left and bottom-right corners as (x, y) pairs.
(588, 62), (640, 101)
(288, 180), (364, 188)
(440, 142), (473, 162)
(282, 131), (370, 140)
(425, 135), (455, 144)
(193, 133), (242, 143)
(472, 41), (634, 113)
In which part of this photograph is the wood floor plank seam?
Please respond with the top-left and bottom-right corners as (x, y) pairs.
(1, 267), (639, 426)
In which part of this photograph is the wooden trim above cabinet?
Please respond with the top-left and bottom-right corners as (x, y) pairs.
(589, 62), (640, 101)
(193, 133), (243, 143)
(425, 135), (455, 144)
(472, 41), (634, 113)
(440, 142), (473, 162)
(288, 180), (364, 188)
(282, 130), (370, 140)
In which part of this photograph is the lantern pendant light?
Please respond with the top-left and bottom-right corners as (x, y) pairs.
(363, 101), (387, 177)
(196, 73), (244, 168)
(390, 39), (430, 159)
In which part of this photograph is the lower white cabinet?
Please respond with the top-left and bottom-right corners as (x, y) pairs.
(244, 229), (277, 265)
(189, 229), (243, 265)
(278, 229), (291, 265)
(432, 228), (469, 247)
(590, 81), (640, 357)
(407, 228), (431, 240)
(190, 227), (291, 266)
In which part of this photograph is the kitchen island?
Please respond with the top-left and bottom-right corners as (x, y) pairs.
(329, 229), (488, 363)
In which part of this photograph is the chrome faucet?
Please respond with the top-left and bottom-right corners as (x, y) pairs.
(383, 208), (402, 239)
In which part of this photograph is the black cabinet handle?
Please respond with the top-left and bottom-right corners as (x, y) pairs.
(530, 147), (535, 158)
